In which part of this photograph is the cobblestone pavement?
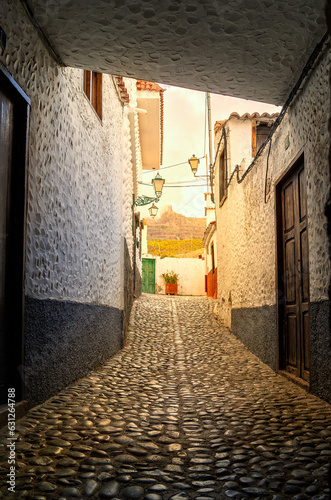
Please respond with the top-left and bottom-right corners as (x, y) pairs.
(1, 295), (331, 499)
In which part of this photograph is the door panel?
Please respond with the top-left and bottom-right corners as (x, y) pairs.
(279, 159), (310, 382)
(284, 182), (294, 231)
(300, 229), (309, 302)
(285, 238), (296, 303)
(298, 168), (307, 221)
(0, 89), (14, 402)
(286, 313), (297, 369)
(142, 259), (155, 294)
(0, 66), (29, 404)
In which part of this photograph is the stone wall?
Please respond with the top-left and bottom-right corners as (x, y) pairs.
(1, 0), (136, 406)
(214, 44), (331, 401)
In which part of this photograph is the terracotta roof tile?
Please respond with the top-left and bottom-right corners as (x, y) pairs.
(115, 76), (130, 103)
(136, 80), (164, 92)
(215, 112), (279, 133)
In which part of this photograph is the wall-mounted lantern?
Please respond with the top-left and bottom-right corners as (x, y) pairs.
(148, 203), (158, 218)
(188, 154), (200, 176)
(151, 173), (165, 198)
(132, 173), (165, 228)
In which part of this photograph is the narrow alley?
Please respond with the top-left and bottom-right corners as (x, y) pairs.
(1, 294), (330, 499)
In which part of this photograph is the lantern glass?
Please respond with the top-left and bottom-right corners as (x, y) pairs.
(149, 203), (158, 218)
(152, 173), (165, 196)
(188, 154), (199, 175)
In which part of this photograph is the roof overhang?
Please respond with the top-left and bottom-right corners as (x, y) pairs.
(136, 83), (164, 170)
(21, 0), (327, 105)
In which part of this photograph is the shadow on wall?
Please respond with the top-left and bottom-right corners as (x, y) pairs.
(123, 238), (134, 342)
(24, 298), (123, 408)
(123, 238), (141, 341)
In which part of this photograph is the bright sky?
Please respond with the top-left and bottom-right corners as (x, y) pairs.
(139, 85), (281, 219)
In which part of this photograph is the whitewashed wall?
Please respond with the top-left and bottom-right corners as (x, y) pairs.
(1, 0), (137, 407)
(214, 47), (330, 325)
(1, 0), (133, 310)
(155, 257), (205, 296)
(213, 44), (331, 402)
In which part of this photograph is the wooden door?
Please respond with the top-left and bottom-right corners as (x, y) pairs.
(142, 258), (155, 294)
(0, 88), (13, 402)
(0, 65), (30, 404)
(278, 159), (310, 382)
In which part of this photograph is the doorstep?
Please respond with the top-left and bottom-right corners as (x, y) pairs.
(278, 370), (310, 392)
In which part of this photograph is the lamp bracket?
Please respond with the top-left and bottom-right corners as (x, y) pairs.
(133, 193), (161, 207)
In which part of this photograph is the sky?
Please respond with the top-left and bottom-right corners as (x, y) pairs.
(139, 86), (281, 219)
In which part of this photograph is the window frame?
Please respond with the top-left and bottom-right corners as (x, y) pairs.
(252, 120), (271, 157)
(83, 70), (102, 120)
(211, 242), (215, 274)
(219, 147), (227, 207)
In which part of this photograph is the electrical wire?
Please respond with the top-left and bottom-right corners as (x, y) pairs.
(236, 32), (328, 185)
(209, 32), (328, 192)
(142, 156), (205, 173)
(177, 191), (202, 211)
(138, 179), (206, 185)
(264, 138), (272, 204)
(139, 182), (206, 188)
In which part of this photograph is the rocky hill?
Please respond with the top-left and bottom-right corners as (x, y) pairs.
(146, 205), (206, 241)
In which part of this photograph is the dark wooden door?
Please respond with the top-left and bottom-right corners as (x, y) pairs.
(279, 160), (310, 382)
(0, 88), (14, 402)
(0, 65), (30, 404)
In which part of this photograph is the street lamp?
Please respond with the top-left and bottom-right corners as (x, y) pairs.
(132, 173), (165, 208)
(188, 154), (200, 176)
(151, 172), (165, 197)
(148, 203), (158, 218)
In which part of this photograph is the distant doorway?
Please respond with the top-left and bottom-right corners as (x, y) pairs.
(277, 156), (310, 384)
(142, 258), (155, 294)
(0, 65), (30, 404)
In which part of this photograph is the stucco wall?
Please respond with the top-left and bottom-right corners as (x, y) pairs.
(155, 257), (205, 296)
(214, 44), (331, 401)
(2, 1), (129, 308)
(205, 229), (217, 275)
(1, 0), (136, 406)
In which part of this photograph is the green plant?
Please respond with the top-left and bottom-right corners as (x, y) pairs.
(161, 271), (179, 284)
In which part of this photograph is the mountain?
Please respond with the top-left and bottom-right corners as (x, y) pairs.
(146, 205), (206, 241)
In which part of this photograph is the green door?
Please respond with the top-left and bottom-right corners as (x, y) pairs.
(142, 258), (155, 294)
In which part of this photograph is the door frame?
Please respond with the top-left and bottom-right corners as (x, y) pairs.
(0, 63), (30, 402)
(275, 150), (311, 386)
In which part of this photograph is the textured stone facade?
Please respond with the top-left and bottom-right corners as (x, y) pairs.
(21, 0), (326, 105)
(1, 0), (139, 406)
(214, 44), (331, 402)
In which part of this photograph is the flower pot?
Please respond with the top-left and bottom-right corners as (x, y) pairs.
(166, 283), (178, 295)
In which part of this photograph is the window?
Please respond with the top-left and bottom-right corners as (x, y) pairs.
(83, 70), (102, 119)
(219, 149), (227, 206)
(252, 122), (270, 157)
(211, 243), (215, 274)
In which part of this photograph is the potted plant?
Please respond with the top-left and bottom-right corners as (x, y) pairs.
(162, 271), (179, 295)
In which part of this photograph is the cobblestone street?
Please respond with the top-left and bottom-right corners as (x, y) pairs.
(1, 294), (330, 499)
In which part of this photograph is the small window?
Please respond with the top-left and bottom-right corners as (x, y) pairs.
(211, 243), (215, 274)
(83, 70), (102, 119)
(252, 122), (270, 156)
(219, 149), (227, 206)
